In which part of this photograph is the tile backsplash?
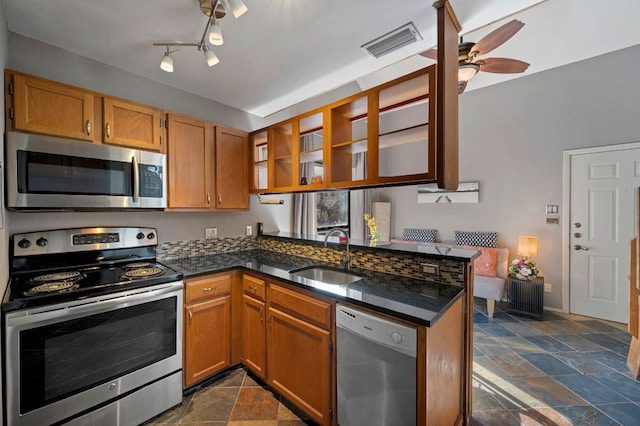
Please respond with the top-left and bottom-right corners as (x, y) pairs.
(158, 235), (466, 286)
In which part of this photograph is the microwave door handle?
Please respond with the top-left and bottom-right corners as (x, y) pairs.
(132, 155), (140, 203)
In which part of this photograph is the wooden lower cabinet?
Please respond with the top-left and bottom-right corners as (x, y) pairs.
(241, 293), (266, 379)
(183, 274), (232, 388)
(267, 282), (332, 425)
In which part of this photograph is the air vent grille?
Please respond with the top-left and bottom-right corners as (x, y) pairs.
(362, 22), (422, 58)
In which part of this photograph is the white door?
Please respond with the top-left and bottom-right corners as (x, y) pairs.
(569, 147), (640, 323)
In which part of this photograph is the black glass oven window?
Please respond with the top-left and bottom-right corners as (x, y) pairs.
(19, 297), (177, 414)
(17, 150), (133, 196)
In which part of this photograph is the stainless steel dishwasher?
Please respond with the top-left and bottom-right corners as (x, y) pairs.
(336, 303), (418, 426)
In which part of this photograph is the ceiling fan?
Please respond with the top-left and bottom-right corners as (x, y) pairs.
(421, 19), (530, 93)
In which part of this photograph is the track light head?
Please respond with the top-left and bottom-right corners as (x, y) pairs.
(227, 0), (248, 18)
(160, 49), (174, 72)
(208, 20), (223, 45)
(203, 45), (220, 67)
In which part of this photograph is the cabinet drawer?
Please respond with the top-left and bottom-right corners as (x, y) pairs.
(243, 274), (266, 300)
(185, 274), (231, 304)
(268, 283), (331, 329)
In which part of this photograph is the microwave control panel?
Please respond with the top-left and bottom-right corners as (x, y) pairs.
(139, 165), (163, 198)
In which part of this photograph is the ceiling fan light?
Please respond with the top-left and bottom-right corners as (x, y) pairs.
(209, 21), (224, 45)
(458, 63), (479, 83)
(203, 45), (219, 67)
(227, 0), (247, 18)
(160, 52), (174, 72)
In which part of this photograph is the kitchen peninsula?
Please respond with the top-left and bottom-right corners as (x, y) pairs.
(162, 233), (477, 425)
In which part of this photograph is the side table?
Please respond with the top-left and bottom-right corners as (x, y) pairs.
(507, 275), (544, 320)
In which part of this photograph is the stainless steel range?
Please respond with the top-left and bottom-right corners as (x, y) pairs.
(3, 226), (184, 426)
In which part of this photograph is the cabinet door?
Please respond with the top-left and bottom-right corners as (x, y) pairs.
(242, 294), (266, 379)
(103, 97), (163, 152)
(12, 73), (94, 142)
(214, 126), (249, 209)
(184, 295), (231, 388)
(267, 307), (331, 424)
(167, 113), (213, 209)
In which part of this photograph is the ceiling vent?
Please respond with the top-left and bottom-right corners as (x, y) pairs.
(361, 22), (423, 58)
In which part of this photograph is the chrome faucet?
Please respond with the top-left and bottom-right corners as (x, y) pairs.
(324, 228), (351, 270)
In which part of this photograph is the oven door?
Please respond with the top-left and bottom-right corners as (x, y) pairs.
(4, 281), (183, 426)
(6, 132), (166, 210)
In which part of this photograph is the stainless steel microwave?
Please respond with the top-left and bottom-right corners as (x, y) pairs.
(6, 132), (167, 210)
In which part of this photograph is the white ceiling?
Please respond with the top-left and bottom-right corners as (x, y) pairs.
(3, 0), (640, 118)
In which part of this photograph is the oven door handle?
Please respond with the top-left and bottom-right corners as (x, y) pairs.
(6, 282), (183, 329)
(132, 155), (140, 203)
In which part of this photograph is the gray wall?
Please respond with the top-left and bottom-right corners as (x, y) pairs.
(0, 5), (8, 425)
(372, 44), (640, 310)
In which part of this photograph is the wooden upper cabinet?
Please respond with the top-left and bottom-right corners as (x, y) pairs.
(250, 64), (439, 193)
(9, 72), (95, 142)
(102, 97), (164, 152)
(214, 125), (249, 209)
(167, 113), (213, 209)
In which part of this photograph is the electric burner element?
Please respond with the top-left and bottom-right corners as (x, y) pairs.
(123, 267), (165, 279)
(124, 262), (154, 269)
(32, 271), (82, 282)
(25, 281), (80, 296)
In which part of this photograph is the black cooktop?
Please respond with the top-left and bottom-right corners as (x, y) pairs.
(4, 260), (182, 312)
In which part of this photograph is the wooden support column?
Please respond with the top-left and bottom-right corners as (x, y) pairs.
(434, 0), (461, 190)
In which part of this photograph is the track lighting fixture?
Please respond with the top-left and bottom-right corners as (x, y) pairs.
(153, 0), (246, 72)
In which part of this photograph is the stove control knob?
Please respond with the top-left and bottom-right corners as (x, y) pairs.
(36, 237), (48, 247)
(391, 331), (403, 344)
(17, 238), (31, 249)
(147, 232), (156, 240)
(136, 232), (145, 240)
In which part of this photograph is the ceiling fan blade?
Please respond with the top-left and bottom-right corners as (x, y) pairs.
(419, 49), (438, 60)
(477, 57), (530, 73)
(470, 19), (525, 56)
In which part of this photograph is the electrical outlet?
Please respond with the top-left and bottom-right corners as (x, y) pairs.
(205, 227), (217, 239)
(246, 225), (253, 236)
(544, 283), (552, 293)
(420, 263), (440, 276)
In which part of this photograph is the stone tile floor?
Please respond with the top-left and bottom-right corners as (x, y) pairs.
(148, 299), (639, 425)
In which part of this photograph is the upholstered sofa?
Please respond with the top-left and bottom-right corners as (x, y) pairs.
(397, 228), (508, 318)
(473, 247), (509, 318)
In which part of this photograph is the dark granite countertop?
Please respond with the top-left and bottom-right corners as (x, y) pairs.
(163, 249), (465, 327)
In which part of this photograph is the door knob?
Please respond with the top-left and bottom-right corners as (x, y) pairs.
(574, 245), (589, 251)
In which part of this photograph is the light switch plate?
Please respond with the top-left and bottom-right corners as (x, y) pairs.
(246, 225), (253, 236)
(546, 204), (559, 215)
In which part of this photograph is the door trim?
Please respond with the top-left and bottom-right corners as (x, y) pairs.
(562, 141), (640, 314)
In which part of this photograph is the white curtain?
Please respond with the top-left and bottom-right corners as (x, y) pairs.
(293, 134), (317, 235)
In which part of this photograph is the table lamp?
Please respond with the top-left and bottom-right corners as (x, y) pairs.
(517, 235), (538, 259)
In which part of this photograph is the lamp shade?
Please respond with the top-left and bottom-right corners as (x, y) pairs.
(208, 21), (223, 45)
(227, 0), (248, 18)
(203, 46), (219, 67)
(517, 235), (538, 258)
(160, 52), (174, 72)
(458, 63), (479, 83)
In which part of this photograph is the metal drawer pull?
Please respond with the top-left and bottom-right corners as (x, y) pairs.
(189, 310), (192, 325)
(218, 194), (222, 203)
(106, 123), (111, 138)
(249, 286), (257, 292)
(259, 306), (264, 321)
(202, 287), (216, 292)
(86, 120), (91, 135)
(207, 193), (211, 204)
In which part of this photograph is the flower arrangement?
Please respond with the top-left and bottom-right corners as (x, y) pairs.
(509, 258), (539, 280)
(363, 213), (380, 242)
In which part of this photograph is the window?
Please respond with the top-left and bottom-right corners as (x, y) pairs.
(316, 191), (349, 236)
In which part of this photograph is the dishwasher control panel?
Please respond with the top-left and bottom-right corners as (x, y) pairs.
(336, 303), (417, 357)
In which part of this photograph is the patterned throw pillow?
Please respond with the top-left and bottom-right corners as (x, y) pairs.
(454, 230), (498, 248)
(464, 245), (498, 277)
(402, 228), (438, 243)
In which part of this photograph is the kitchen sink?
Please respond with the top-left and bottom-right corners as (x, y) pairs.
(289, 266), (362, 285)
